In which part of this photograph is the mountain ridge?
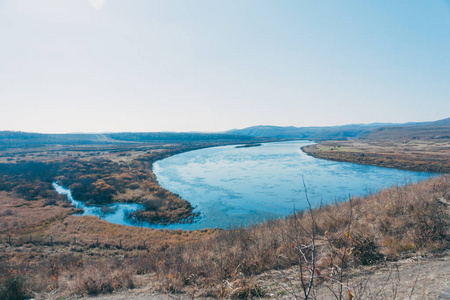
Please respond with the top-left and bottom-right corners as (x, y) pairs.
(1, 117), (449, 148)
(226, 117), (450, 140)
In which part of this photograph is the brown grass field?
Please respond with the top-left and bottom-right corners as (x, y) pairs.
(302, 139), (450, 174)
(0, 139), (449, 299)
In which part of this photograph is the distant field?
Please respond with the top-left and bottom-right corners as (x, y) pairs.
(0, 131), (261, 149)
(302, 139), (450, 174)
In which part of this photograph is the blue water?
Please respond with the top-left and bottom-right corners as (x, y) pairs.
(153, 141), (435, 229)
(53, 182), (145, 226)
(54, 141), (435, 230)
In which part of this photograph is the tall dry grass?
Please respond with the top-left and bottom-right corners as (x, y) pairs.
(1, 176), (448, 298)
(133, 176), (448, 297)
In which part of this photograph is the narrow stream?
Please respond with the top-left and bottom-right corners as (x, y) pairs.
(53, 182), (146, 227)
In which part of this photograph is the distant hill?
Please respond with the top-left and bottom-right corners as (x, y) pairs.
(227, 118), (450, 141)
(105, 132), (256, 143)
(365, 118), (450, 140)
(0, 132), (110, 148)
(226, 123), (393, 140)
(0, 131), (257, 149)
(2, 118), (448, 148)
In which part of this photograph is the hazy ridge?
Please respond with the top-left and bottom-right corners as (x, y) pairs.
(1, 117), (449, 149)
(0, 131), (258, 148)
(227, 117), (450, 140)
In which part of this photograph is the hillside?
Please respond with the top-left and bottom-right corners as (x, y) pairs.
(226, 123), (389, 140)
(364, 117), (450, 140)
(2, 176), (448, 299)
(227, 117), (450, 140)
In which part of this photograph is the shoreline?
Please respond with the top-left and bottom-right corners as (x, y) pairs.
(301, 140), (450, 174)
(147, 140), (440, 230)
(58, 141), (266, 226)
(45, 138), (448, 229)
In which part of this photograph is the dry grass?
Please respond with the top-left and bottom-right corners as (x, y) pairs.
(0, 192), (78, 234)
(0, 144), (211, 225)
(302, 139), (450, 173)
(1, 176), (447, 299)
(44, 215), (215, 249)
(1, 140), (449, 298)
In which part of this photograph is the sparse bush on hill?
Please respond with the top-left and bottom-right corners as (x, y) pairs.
(352, 237), (384, 266)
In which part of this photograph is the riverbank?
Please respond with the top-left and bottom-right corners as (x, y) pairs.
(0, 142), (244, 227)
(302, 139), (450, 174)
(152, 140), (434, 230)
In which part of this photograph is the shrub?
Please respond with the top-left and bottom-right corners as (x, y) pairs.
(353, 238), (384, 265)
(0, 274), (31, 300)
(230, 283), (266, 299)
(74, 264), (134, 296)
(143, 199), (164, 211)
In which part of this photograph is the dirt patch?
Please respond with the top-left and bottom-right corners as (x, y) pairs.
(257, 254), (450, 299)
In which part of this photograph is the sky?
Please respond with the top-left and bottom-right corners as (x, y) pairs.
(0, 0), (449, 133)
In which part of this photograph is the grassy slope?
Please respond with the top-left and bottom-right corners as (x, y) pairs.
(1, 176), (448, 298)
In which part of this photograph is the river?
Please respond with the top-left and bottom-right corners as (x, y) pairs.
(55, 141), (435, 230)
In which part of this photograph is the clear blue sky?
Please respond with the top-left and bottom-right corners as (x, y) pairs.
(1, 0), (449, 133)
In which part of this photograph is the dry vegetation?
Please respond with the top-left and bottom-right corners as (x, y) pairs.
(0, 144), (221, 225)
(302, 139), (450, 173)
(0, 139), (449, 299)
(1, 176), (448, 299)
